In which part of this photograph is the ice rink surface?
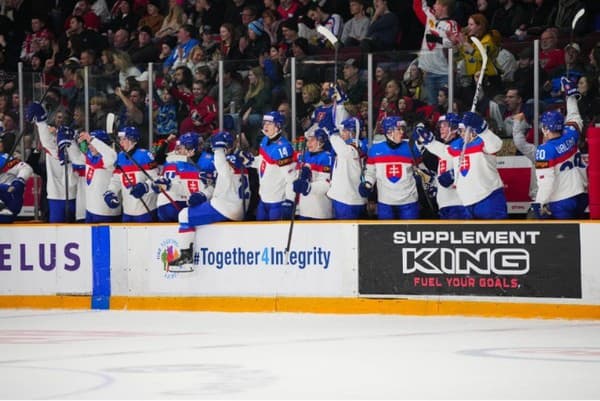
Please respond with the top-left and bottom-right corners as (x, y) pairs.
(0, 309), (599, 399)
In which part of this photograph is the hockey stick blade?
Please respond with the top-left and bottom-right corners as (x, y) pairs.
(572, 8), (585, 30)
(106, 113), (116, 135)
(469, 36), (488, 112)
(317, 25), (338, 47)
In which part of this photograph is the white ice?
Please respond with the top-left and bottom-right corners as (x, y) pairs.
(0, 310), (599, 399)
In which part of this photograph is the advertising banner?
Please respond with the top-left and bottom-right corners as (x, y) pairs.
(359, 224), (581, 298)
(122, 223), (357, 297)
(0, 226), (92, 295)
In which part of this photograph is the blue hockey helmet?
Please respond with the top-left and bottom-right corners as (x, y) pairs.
(178, 132), (201, 150)
(90, 129), (112, 145)
(313, 128), (329, 144)
(305, 127), (329, 150)
(381, 116), (406, 135)
(341, 117), (361, 133)
(540, 110), (564, 132)
(118, 126), (141, 142)
(263, 111), (285, 127)
(440, 112), (461, 130)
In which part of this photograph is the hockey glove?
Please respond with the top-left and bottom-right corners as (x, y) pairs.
(240, 150), (255, 167)
(461, 111), (487, 134)
(188, 191), (207, 206)
(130, 182), (149, 199)
(437, 169), (455, 188)
(561, 77), (581, 99)
(25, 102), (47, 123)
(293, 178), (311, 196)
(9, 178), (25, 195)
(413, 125), (434, 145)
(211, 132), (230, 149)
(226, 153), (245, 169)
(299, 165), (312, 181)
(358, 182), (374, 198)
(103, 191), (121, 209)
(527, 203), (551, 219)
(152, 177), (171, 193)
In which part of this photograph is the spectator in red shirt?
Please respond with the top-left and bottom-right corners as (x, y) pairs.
(277, 0), (300, 21)
(176, 80), (218, 137)
(20, 16), (53, 63)
(64, 1), (101, 32)
(539, 27), (564, 73)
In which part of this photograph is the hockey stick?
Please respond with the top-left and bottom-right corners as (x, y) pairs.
(106, 113), (152, 215)
(39, 79), (60, 105)
(352, 118), (366, 183)
(458, 36), (488, 176)
(63, 142), (71, 221)
(317, 25), (339, 83)
(8, 80), (60, 157)
(235, 134), (249, 220)
(408, 125), (437, 216)
(469, 37), (487, 114)
(107, 113), (182, 212)
(317, 25), (340, 127)
(567, 8), (585, 79)
(284, 141), (307, 264)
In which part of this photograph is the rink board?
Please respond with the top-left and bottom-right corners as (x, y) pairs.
(1, 221), (599, 319)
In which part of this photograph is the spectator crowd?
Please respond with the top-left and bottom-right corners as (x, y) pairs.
(0, 0), (596, 224)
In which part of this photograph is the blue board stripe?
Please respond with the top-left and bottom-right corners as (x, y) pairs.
(91, 225), (111, 310)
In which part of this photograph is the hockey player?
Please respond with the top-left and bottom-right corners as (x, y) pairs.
(245, 111), (296, 220)
(293, 128), (334, 219)
(65, 129), (121, 223)
(359, 116), (422, 219)
(420, 113), (468, 219)
(26, 102), (78, 222)
(309, 82), (350, 134)
(171, 131), (250, 270)
(181, 131), (249, 224)
(103, 126), (159, 222)
(156, 132), (214, 222)
(0, 139), (33, 223)
(416, 111), (507, 219)
(327, 117), (366, 219)
(530, 78), (588, 219)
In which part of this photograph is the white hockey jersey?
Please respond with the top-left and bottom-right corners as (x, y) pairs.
(364, 140), (420, 206)
(250, 134), (296, 203)
(294, 149), (334, 219)
(327, 134), (366, 206)
(426, 129), (504, 206)
(535, 97), (587, 204)
(35, 121), (78, 201)
(67, 138), (120, 217)
(210, 149), (249, 221)
(108, 147), (158, 216)
(158, 153), (214, 207)
(415, 0), (459, 75)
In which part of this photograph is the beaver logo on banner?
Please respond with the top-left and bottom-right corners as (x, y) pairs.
(358, 224), (581, 298)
